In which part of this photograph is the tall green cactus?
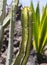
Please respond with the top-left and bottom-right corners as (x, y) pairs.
(5, 0), (19, 65)
(21, 7), (33, 65)
(0, 0), (6, 52)
(13, 7), (32, 65)
(13, 7), (29, 65)
(2, 0), (19, 29)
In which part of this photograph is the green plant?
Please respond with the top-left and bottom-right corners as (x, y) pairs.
(30, 2), (47, 54)
(0, 0), (47, 65)
(13, 7), (29, 65)
(5, 0), (19, 65)
(0, 0), (6, 52)
(21, 7), (33, 65)
(13, 7), (33, 65)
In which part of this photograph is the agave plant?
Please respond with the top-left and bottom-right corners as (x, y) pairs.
(30, 2), (47, 58)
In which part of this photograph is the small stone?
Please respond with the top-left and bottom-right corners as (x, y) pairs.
(13, 47), (19, 55)
(40, 63), (47, 65)
(44, 50), (47, 56)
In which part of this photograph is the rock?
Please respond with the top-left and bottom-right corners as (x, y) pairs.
(1, 50), (7, 59)
(13, 41), (20, 47)
(44, 50), (47, 56)
(0, 64), (4, 65)
(40, 63), (47, 65)
(13, 47), (19, 55)
(14, 32), (17, 37)
(2, 58), (6, 64)
(0, 57), (3, 63)
(4, 27), (9, 33)
(15, 36), (22, 41)
(7, 32), (9, 38)
(26, 55), (36, 65)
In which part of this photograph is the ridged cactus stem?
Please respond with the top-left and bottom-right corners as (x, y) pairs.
(5, 0), (19, 65)
(5, 8), (14, 65)
(0, 0), (6, 53)
(21, 7), (33, 65)
(0, 0), (6, 24)
(13, 7), (29, 65)
(0, 24), (3, 52)
(2, 0), (6, 19)
(3, 0), (19, 29)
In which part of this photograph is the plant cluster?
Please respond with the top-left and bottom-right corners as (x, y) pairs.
(0, 0), (47, 65)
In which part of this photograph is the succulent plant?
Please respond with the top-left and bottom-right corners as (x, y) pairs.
(5, 0), (19, 65)
(0, 0), (47, 65)
(30, 2), (47, 54)
(21, 7), (33, 65)
(13, 7), (33, 65)
(0, 0), (6, 52)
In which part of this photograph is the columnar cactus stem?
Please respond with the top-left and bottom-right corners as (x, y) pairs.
(13, 7), (32, 65)
(0, 0), (6, 52)
(3, 0), (19, 29)
(13, 7), (29, 65)
(5, 0), (19, 65)
(5, 7), (14, 65)
(21, 7), (33, 65)
(0, 24), (3, 52)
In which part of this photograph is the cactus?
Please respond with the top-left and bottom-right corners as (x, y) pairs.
(3, 0), (19, 28)
(5, 0), (19, 65)
(3, 13), (11, 28)
(21, 7), (33, 65)
(13, 7), (28, 65)
(0, 0), (6, 52)
(0, 0), (47, 65)
(13, 7), (32, 65)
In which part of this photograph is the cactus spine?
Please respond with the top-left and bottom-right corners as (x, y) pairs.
(5, 0), (19, 65)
